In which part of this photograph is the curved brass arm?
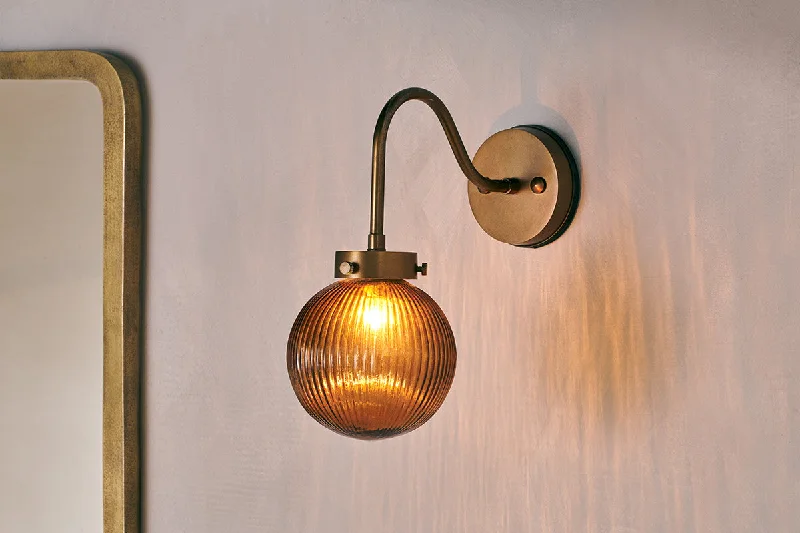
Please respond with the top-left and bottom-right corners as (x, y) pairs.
(368, 87), (519, 251)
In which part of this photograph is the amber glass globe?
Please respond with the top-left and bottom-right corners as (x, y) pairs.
(287, 279), (457, 440)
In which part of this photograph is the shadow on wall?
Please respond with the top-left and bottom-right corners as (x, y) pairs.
(532, 218), (677, 432)
(488, 99), (679, 433)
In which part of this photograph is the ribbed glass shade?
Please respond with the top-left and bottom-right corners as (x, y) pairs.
(287, 279), (457, 440)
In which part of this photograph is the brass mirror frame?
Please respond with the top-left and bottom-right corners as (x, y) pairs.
(0, 50), (142, 533)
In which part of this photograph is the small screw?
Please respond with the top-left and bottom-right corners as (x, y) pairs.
(415, 263), (428, 276)
(530, 177), (547, 194)
(339, 261), (358, 275)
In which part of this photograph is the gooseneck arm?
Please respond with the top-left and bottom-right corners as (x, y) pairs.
(368, 87), (519, 251)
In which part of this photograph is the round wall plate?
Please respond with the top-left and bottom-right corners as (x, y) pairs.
(468, 125), (579, 247)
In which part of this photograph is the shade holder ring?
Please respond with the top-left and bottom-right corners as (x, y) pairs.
(334, 250), (421, 279)
(468, 125), (579, 247)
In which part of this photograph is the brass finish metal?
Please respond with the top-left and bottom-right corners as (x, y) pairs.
(0, 51), (143, 533)
(342, 90), (578, 282)
(468, 125), (579, 247)
(335, 250), (420, 279)
(368, 87), (520, 251)
(339, 261), (358, 275)
(530, 176), (547, 194)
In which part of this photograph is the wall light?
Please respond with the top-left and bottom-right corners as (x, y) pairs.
(287, 88), (579, 440)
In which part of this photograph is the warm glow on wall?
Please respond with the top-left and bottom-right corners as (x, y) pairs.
(287, 88), (579, 439)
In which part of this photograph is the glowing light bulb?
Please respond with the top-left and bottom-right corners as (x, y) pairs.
(287, 279), (457, 440)
(360, 295), (392, 331)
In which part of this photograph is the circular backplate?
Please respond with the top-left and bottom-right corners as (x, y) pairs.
(468, 125), (579, 247)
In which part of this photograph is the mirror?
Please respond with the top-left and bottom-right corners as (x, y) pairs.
(0, 51), (142, 533)
(0, 79), (104, 532)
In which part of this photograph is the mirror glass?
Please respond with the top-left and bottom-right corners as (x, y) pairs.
(0, 80), (104, 532)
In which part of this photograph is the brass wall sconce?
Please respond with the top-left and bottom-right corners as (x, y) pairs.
(288, 87), (579, 440)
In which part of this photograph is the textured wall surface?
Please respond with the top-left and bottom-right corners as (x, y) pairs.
(2, 1), (799, 531)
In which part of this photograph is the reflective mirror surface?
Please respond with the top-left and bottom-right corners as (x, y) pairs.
(0, 80), (104, 532)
